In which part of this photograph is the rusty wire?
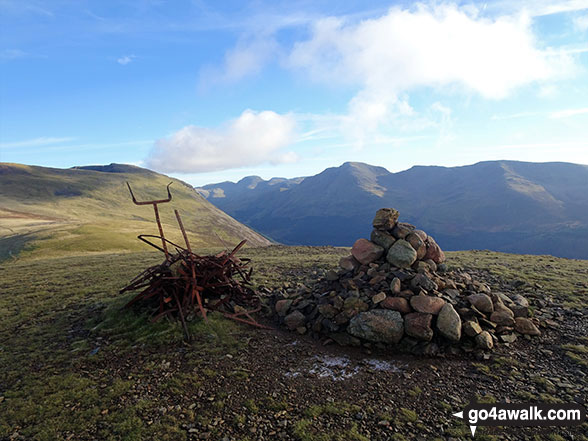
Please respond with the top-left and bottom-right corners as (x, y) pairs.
(120, 182), (269, 341)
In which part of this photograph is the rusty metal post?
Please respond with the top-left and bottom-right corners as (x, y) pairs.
(126, 182), (172, 260)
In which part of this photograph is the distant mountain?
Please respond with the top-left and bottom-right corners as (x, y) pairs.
(0, 163), (270, 260)
(197, 161), (588, 259)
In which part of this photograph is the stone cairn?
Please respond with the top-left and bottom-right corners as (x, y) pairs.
(271, 208), (541, 355)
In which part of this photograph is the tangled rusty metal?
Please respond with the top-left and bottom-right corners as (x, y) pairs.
(120, 182), (268, 341)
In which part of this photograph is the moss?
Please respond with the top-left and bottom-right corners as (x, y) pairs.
(565, 351), (588, 367)
(476, 394), (497, 404)
(407, 386), (423, 398)
(244, 399), (259, 414)
(561, 344), (588, 354)
(397, 407), (418, 423)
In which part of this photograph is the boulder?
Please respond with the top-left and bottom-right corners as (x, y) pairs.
(352, 239), (384, 265)
(410, 295), (445, 315)
(467, 294), (494, 314)
(475, 331), (494, 350)
(370, 229), (396, 250)
(404, 312), (434, 341)
(406, 232), (427, 260)
(284, 310), (305, 331)
(410, 273), (438, 293)
(490, 310), (516, 327)
(514, 317), (541, 336)
(424, 236), (446, 264)
(372, 208), (399, 230)
(347, 310), (404, 344)
(463, 320), (482, 337)
(339, 255), (360, 272)
(437, 304), (461, 342)
(380, 296), (412, 314)
(343, 297), (369, 318)
(386, 239), (417, 268)
(391, 222), (415, 239)
(275, 299), (292, 317)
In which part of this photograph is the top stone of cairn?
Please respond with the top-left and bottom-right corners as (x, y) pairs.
(372, 208), (399, 230)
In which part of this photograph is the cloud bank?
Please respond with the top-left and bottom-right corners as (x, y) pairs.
(146, 110), (297, 173)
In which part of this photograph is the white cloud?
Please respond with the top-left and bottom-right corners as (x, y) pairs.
(574, 13), (588, 30)
(117, 55), (136, 65)
(0, 136), (74, 148)
(550, 107), (588, 118)
(283, 3), (574, 147)
(200, 38), (278, 87)
(146, 110), (297, 173)
(289, 4), (570, 99)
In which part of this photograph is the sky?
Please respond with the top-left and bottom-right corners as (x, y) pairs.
(1, 0), (588, 186)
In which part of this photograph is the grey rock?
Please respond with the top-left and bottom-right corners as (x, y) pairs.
(437, 303), (462, 342)
(347, 310), (404, 344)
(386, 239), (417, 268)
(284, 310), (305, 330)
(370, 229), (396, 250)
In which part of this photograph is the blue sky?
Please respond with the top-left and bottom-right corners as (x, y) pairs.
(1, 0), (588, 186)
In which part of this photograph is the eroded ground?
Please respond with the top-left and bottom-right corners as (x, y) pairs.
(0, 247), (586, 440)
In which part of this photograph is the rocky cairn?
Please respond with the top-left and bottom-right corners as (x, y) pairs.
(271, 208), (541, 355)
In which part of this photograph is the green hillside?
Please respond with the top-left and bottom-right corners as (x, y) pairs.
(0, 163), (271, 260)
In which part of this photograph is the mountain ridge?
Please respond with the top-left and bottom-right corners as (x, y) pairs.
(197, 160), (588, 259)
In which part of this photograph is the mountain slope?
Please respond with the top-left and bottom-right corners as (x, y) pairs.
(197, 160), (588, 258)
(0, 163), (270, 260)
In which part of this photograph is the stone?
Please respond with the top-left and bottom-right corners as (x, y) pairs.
(406, 232), (425, 256)
(494, 302), (514, 316)
(380, 296), (412, 314)
(326, 270), (339, 281)
(515, 317), (541, 336)
(437, 303), (462, 342)
(275, 299), (293, 317)
(511, 294), (529, 307)
(410, 295), (445, 315)
(343, 297), (369, 318)
(463, 320), (482, 337)
(339, 255), (360, 272)
(475, 331), (494, 350)
(490, 310), (516, 327)
(370, 229), (396, 250)
(510, 294), (529, 317)
(386, 239), (417, 268)
(390, 277), (401, 294)
(372, 208), (399, 230)
(410, 273), (438, 292)
(391, 222), (415, 239)
(347, 310), (404, 344)
(351, 239), (384, 265)
(424, 236), (446, 264)
(404, 312), (434, 341)
(372, 292), (386, 304)
(413, 229), (428, 242)
(467, 294), (494, 314)
(511, 305), (528, 317)
(318, 304), (338, 319)
(284, 310), (305, 330)
(500, 333), (517, 343)
(424, 259), (437, 272)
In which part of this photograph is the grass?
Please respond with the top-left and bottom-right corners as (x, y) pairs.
(0, 246), (351, 439)
(0, 246), (586, 439)
(448, 250), (588, 308)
